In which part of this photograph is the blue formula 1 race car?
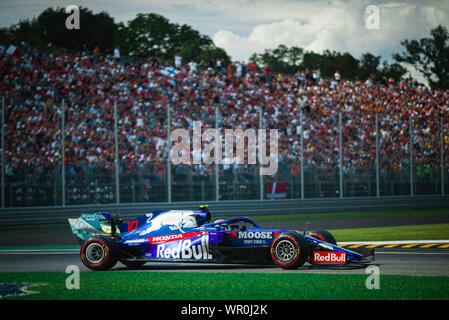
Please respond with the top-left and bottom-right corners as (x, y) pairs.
(68, 205), (374, 271)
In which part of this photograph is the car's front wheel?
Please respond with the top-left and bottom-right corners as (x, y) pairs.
(81, 237), (118, 271)
(270, 232), (310, 269)
(307, 229), (337, 245)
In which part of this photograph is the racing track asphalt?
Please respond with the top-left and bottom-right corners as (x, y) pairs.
(0, 248), (448, 276)
(0, 212), (448, 247)
(0, 212), (448, 276)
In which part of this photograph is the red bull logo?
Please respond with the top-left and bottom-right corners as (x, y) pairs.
(155, 234), (212, 260)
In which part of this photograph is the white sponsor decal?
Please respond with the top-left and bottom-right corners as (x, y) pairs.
(238, 231), (272, 239)
(156, 235), (212, 260)
(313, 252), (346, 263)
(151, 234), (184, 244)
(124, 238), (148, 245)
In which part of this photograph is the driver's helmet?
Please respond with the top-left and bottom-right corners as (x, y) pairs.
(213, 219), (230, 231)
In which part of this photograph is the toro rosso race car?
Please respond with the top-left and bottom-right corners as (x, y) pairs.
(68, 205), (374, 271)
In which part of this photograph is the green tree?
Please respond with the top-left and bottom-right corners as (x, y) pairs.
(249, 45), (303, 74)
(118, 13), (177, 58)
(359, 53), (381, 80)
(394, 24), (449, 89)
(377, 61), (407, 83)
(2, 7), (117, 53)
(301, 51), (323, 71)
(301, 50), (359, 79)
(197, 46), (230, 65)
(117, 13), (229, 64)
(322, 50), (359, 80)
(0, 27), (9, 44)
(1, 7), (230, 64)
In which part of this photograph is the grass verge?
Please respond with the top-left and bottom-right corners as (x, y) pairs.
(252, 209), (449, 223)
(0, 272), (448, 300)
(330, 223), (449, 242)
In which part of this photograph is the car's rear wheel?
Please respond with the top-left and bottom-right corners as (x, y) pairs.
(81, 237), (118, 271)
(270, 232), (310, 269)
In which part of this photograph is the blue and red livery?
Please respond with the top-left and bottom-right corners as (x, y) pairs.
(68, 205), (374, 271)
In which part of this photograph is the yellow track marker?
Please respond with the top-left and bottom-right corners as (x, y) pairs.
(401, 244), (418, 248)
(383, 244), (399, 248)
(365, 244), (382, 248)
(419, 243), (438, 248)
(348, 244), (364, 248)
(437, 244), (449, 248)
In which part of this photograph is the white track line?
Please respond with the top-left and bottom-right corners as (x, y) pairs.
(0, 250), (78, 255)
(376, 251), (449, 255)
(338, 240), (449, 245)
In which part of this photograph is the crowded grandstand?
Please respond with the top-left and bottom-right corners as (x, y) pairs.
(1, 41), (448, 205)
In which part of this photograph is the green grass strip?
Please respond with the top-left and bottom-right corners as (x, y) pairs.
(252, 209), (449, 223)
(0, 272), (448, 300)
(330, 223), (449, 242)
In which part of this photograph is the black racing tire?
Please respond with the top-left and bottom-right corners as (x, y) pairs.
(270, 232), (310, 269)
(80, 237), (118, 271)
(119, 260), (147, 268)
(307, 229), (337, 245)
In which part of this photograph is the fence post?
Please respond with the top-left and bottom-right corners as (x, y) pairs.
(215, 104), (220, 201)
(339, 110), (343, 198)
(167, 102), (172, 203)
(409, 112), (414, 196)
(300, 105), (304, 200)
(442, 115), (445, 195)
(61, 99), (66, 206)
(1, 96), (4, 208)
(376, 112), (380, 198)
(114, 101), (120, 204)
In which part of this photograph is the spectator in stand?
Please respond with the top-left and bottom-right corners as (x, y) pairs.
(174, 53), (182, 69)
(334, 70), (341, 82)
(149, 51), (161, 69)
(114, 46), (120, 61)
(388, 77), (395, 89)
(188, 60), (197, 74)
(312, 69), (321, 83)
(365, 77), (373, 87)
(217, 58), (227, 74)
(249, 61), (255, 74)
(226, 62), (233, 77)
(264, 64), (270, 82)
(236, 62), (243, 78)
(93, 46), (100, 63)
(1, 41), (447, 187)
